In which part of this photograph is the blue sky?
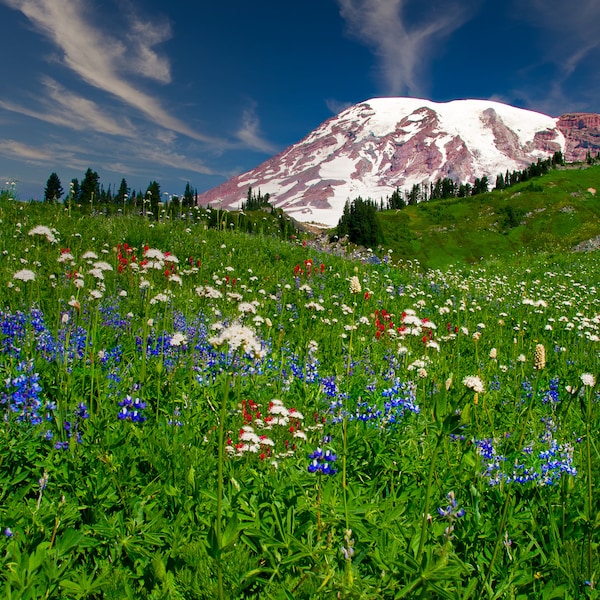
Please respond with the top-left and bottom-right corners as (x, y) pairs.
(1, 0), (598, 201)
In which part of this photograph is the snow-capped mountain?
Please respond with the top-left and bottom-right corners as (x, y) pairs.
(197, 98), (600, 228)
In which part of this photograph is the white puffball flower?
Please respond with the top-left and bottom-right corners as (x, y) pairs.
(581, 373), (596, 387)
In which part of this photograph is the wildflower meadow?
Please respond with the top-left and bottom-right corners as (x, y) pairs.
(0, 197), (598, 598)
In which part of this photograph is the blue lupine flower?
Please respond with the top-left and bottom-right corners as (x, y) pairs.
(438, 491), (466, 519)
(307, 447), (337, 475)
(2, 361), (44, 425)
(118, 395), (147, 423)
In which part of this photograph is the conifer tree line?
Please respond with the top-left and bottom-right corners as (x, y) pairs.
(335, 151), (574, 247)
(240, 187), (272, 211)
(42, 168), (198, 218)
(385, 151), (566, 209)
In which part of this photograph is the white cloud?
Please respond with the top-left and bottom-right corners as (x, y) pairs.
(235, 104), (279, 155)
(517, 0), (600, 73)
(325, 98), (354, 115)
(336, 0), (469, 96)
(1, 0), (218, 144)
(508, 0), (600, 114)
(0, 78), (137, 136)
(0, 139), (56, 162)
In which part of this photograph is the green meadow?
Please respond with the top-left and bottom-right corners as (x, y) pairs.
(379, 164), (600, 267)
(0, 179), (598, 598)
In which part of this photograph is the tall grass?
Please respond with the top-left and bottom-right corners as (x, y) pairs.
(0, 198), (598, 598)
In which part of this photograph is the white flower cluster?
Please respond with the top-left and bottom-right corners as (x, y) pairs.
(28, 225), (56, 243)
(208, 322), (265, 359)
(462, 375), (485, 394)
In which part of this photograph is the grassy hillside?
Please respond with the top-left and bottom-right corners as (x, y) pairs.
(378, 164), (600, 268)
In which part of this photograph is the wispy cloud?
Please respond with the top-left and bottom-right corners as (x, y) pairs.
(0, 139), (57, 162)
(0, 125), (220, 182)
(336, 0), (470, 96)
(0, 78), (137, 136)
(325, 98), (354, 115)
(522, 0), (600, 57)
(518, 0), (600, 78)
(1, 0), (218, 143)
(235, 104), (279, 155)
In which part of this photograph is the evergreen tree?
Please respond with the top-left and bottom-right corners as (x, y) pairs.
(80, 168), (100, 206)
(430, 179), (443, 200)
(242, 187), (272, 210)
(495, 173), (505, 190)
(116, 178), (129, 207)
(182, 182), (194, 208)
(472, 176), (489, 196)
(388, 187), (405, 209)
(457, 183), (472, 198)
(336, 197), (383, 247)
(406, 183), (421, 205)
(145, 181), (161, 219)
(169, 194), (181, 219)
(44, 172), (63, 203)
(441, 178), (457, 198)
(70, 178), (81, 204)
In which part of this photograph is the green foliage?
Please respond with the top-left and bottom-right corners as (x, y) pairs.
(116, 178), (129, 207)
(145, 181), (161, 220)
(241, 187), (272, 211)
(0, 178), (599, 598)
(378, 164), (600, 267)
(182, 182), (195, 208)
(337, 196), (384, 247)
(80, 168), (100, 207)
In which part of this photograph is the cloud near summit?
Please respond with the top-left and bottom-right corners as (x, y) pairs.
(336, 0), (470, 97)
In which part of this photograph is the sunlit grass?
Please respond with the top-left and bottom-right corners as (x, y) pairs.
(0, 197), (598, 598)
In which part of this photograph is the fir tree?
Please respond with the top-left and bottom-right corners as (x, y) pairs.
(146, 181), (161, 219)
(183, 182), (194, 208)
(116, 178), (129, 206)
(44, 172), (63, 203)
(336, 197), (383, 247)
(80, 168), (100, 206)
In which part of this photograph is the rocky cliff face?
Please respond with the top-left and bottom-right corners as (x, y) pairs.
(197, 98), (599, 227)
(557, 113), (600, 161)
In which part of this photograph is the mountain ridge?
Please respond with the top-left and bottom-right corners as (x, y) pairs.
(197, 98), (600, 227)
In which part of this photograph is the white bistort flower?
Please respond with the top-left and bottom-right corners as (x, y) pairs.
(170, 332), (188, 347)
(208, 321), (265, 359)
(144, 248), (165, 260)
(28, 225), (56, 243)
(93, 261), (113, 272)
(238, 302), (256, 314)
(13, 268), (36, 282)
(462, 375), (485, 394)
(349, 275), (362, 294)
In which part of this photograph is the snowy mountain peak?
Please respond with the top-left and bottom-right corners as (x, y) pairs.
(197, 97), (599, 228)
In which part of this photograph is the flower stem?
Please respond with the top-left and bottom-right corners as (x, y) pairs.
(416, 435), (441, 564)
(216, 367), (233, 600)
